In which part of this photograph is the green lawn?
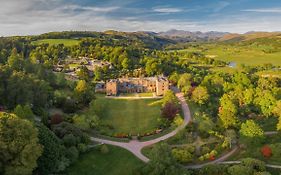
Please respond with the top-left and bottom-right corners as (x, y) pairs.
(98, 97), (162, 135)
(32, 39), (80, 46)
(118, 92), (154, 97)
(66, 145), (144, 175)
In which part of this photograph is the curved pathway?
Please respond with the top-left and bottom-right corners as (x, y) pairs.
(185, 131), (280, 169)
(220, 161), (281, 169)
(91, 89), (192, 163)
(185, 146), (239, 169)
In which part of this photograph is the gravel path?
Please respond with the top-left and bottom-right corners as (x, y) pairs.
(91, 90), (192, 163)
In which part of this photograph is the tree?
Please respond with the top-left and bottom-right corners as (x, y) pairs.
(65, 146), (79, 163)
(172, 148), (193, 163)
(191, 86), (209, 105)
(143, 143), (188, 175)
(0, 112), (42, 175)
(75, 80), (87, 93)
(13, 104), (34, 121)
(254, 90), (276, 117)
(218, 94), (238, 128)
(199, 164), (228, 175)
(37, 124), (67, 174)
(162, 90), (178, 107)
(227, 165), (252, 175)
(177, 73), (192, 94)
(7, 48), (24, 70)
(194, 112), (215, 134)
(50, 113), (64, 125)
(161, 102), (179, 120)
(277, 117), (281, 131)
(273, 100), (281, 117)
(241, 158), (266, 172)
(74, 80), (94, 105)
(240, 120), (264, 138)
(169, 72), (180, 85)
(240, 120), (264, 145)
(145, 59), (160, 76)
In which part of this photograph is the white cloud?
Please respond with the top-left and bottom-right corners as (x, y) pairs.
(0, 0), (281, 36)
(152, 7), (183, 13)
(242, 8), (281, 13)
(62, 5), (119, 12)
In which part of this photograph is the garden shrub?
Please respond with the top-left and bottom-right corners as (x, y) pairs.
(100, 144), (109, 154)
(261, 145), (272, 158)
(172, 148), (193, 163)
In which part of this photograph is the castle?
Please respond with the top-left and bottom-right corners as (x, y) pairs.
(105, 76), (169, 96)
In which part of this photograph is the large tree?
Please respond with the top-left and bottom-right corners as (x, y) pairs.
(218, 94), (238, 129)
(191, 86), (209, 105)
(142, 143), (189, 175)
(0, 112), (42, 175)
(36, 124), (67, 174)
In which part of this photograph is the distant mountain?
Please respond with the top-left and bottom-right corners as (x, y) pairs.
(219, 31), (281, 42)
(156, 29), (229, 42)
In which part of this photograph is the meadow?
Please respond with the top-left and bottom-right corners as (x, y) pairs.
(32, 39), (80, 46)
(203, 44), (281, 66)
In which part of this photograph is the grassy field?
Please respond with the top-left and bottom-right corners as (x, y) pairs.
(32, 39), (80, 46)
(98, 97), (162, 135)
(203, 45), (281, 66)
(67, 145), (144, 175)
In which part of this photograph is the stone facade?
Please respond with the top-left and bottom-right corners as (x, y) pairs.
(105, 76), (169, 96)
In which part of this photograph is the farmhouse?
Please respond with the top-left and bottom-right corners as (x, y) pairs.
(105, 76), (169, 96)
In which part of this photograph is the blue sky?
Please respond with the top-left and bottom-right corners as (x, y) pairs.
(1, 0), (281, 36)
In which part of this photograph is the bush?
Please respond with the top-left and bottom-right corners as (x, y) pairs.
(100, 144), (109, 154)
(172, 148), (193, 163)
(77, 143), (87, 153)
(50, 114), (64, 125)
(63, 134), (77, 147)
(173, 114), (183, 126)
(201, 146), (211, 155)
(261, 145), (272, 158)
(161, 102), (179, 120)
(66, 146), (79, 163)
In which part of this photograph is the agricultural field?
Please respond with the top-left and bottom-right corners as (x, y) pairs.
(203, 44), (281, 66)
(32, 39), (80, 46)
(66, 145), (144, 175)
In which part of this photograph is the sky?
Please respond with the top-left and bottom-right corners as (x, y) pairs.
(1, 0), (281, 36)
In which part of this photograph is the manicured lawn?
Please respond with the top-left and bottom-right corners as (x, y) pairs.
(119, 92), (154, 97)
(98, 97), (162, 135)
(32, 39), (80, 46)
(66, 145), (144, 175)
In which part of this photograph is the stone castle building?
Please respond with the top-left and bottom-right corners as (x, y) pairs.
(106, 76), (169, 96)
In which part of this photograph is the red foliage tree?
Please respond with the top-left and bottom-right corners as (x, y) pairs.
(161, 102), (179, 120)
(209, 155), (215, 161)
(50, 114), (64, 125)
(261, 145), (272, 158)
